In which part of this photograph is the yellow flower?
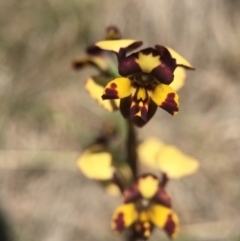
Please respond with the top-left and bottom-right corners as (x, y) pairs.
(95, 40), (194, 126)
(76, 143), (124, 196)
(76, 143), (115, 180)
(138, 137), (199, 178)
(111, 174), (179, 239)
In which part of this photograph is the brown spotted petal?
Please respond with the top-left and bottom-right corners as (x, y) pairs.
(85, 77), (119, 112)
(102, 77), (132, 100)
(111, 203), (137, 233)
(151, 84), (179, 116)
(163, 212), (179, 238)
(149, 204), (179, 238)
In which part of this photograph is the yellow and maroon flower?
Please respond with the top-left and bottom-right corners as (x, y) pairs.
(111, 174), (179, 239)
(94, 40), (194, 126)
(72, 26), (123, 112)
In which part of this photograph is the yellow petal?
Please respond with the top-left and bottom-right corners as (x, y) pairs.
(138, 137), (164, 169)
(149, 204), (179, 238)
(135, 52), (161, 73)
(102, 77), (132, 99)
(151, 84), (179, 115)
(138, 175), (159, 199)
(85, 77), (120, 112)
(167, 47), (194, 91)
(157, 145), (199, 178)
(76, 147), (114, 180)
(95, 39), (141, 53)
(169, 67), (186, 91)
(111, 203), (137, 232)
(166, 47), (193, 68)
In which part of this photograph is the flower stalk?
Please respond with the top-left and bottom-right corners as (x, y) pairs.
(73, 26), (199, 241)
(126, 119), (138, 180)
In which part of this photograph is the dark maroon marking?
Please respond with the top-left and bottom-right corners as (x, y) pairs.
(102, 84), (118, 99)
(123, 183), (141, 203)
(117, 41), (143, 63)
(110, 83), (117, 88)
(141, 106), (148, 122)
(159, 93), (178, 115)
(71, 60), (86, 70)
(129, 103), (140, 119)
(160, 173), (168, 188)
(129, 104), (148, 122)
(132, 100), (157, 127)
(139, 47), (160, 57)
(129, 88), (149, 122)
(153, 188), (172, 208)
(113, 212), (125, 232)
(132, 116), (147, 127)
(155, 45), (176, 69)
(125, 41), (143, 53)
(118, 55), (142, 76)
(164, 214), (176, 237)
(86, 45), (103, 55)
(132, 221), (154, 240)
(130, 88), (149, 122)
(151, 64), (175, 85)
(120, 96), (131, 118)
(146, 99), (157, 122)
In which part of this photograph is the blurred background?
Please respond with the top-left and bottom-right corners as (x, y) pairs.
(0, 0), (240, 240)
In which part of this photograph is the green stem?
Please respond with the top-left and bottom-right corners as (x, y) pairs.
(126, 119), (138, 179)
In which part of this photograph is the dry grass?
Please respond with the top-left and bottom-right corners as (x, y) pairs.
(0, 0), (240, 240)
